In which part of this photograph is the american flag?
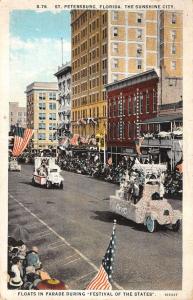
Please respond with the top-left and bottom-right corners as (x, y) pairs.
(86, 220), (117, 290)
(12, 127), (34, 157)
(70, 134), (79, 146)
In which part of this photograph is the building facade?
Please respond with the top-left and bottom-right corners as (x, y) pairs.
(9, 102), (26, 128)
(54, 62), (72, 139)
(71, 10), (108, 138)
(71, 10), (182, 138)
(26, 82), (58, 149)
(106, 69), (159, 162)
(159, 10), (183, 107)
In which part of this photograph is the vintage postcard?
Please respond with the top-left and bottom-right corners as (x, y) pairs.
(0, 0), (193, 299)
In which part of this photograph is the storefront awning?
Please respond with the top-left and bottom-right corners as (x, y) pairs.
(138, 114), (182, 125)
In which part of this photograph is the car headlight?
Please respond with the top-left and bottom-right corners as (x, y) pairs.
(163, 210), (170, 216)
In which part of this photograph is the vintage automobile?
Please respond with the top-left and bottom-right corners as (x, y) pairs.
(32, 157), (64, 189)
(9, 159), (21, 172)
(109, 170), (182, 233)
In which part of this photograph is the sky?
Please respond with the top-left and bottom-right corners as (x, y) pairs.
(10, 10), (71, 106)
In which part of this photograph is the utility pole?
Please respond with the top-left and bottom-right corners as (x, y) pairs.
(103, 123), (106, 167)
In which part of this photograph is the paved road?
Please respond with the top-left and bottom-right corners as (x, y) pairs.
(8, 164), (182, 290)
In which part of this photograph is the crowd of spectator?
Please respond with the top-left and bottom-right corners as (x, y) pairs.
(8, 237), (55, 290)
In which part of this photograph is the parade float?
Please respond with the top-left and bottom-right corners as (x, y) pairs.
(32, 157), (64, 189)
(109, 166), (182, 233)
(131, 159), (167, 184)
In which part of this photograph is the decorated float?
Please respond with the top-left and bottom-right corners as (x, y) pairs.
(109, 168), (182, 233)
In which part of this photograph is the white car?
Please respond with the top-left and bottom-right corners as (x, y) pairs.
(109, 171), (182, 233)
(9, 159), (21, 172)
(32, 157), (64, 189)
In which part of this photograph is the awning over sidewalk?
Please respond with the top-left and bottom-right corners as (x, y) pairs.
(138, 114), (182, 125)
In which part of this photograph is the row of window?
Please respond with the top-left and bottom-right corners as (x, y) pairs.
(72, 91), (106, 107)
(39, 113), (57, 120)
(73, 37), (103, 58)
(72, 27), (88, 46)
(112, 43), (143, 55)
(72, 59), (107, 82)
(38, 92), (57, 101)
(72, 42), (108, 60)
(107, 123), (137, 140)
(111, 12), (177, 25)
(72, 105), (107, 120)
(10, 118), (26, 123)
(72, 92), (99, 106)
(10, 112), (26, 116)
(72, 73), (107, 94)
(108, 91), (157, 116)
(112, 58), (143, 70)
(39, 103), (56, 110)
(108, 122), (161, 140)
(38, 133), (57, 141)
(38, 123), (57, 130)
(72, 55), (87, 71)
(72, 10), (177, 34)
(72, 83), (88, 95)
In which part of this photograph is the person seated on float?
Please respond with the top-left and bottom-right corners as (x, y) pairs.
(133, 181), (140, 204)
(39, 164), (47, 176)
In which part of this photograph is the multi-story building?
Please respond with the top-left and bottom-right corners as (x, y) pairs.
(106, 69), (159, 162)
(26, 82), (58, 149)
(71, 10), (159, 137)
(159, 10), (183, 107)
(106, 69), (182, 167)
(9, 102), (26, 128)
(71, 10), (183, 138)
(54, 62), (71, 139)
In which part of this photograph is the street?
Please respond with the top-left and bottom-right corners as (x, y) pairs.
(8, 164), (182, 290)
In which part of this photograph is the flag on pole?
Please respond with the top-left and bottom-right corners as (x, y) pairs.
(12, 127), (34, 157)
(86, 220), (117, 290)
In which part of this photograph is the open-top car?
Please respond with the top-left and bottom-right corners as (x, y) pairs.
(109, 170), (182, 233)
(32, 157), (64, 189)
(9, 158), (21, 172)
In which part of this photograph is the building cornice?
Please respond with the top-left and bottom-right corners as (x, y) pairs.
(105, 69), (159, 92)
(54, 63), (71, 78)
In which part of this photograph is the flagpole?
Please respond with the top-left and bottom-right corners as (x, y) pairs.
(103, 123), (106, 168)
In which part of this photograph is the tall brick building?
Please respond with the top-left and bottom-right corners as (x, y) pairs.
(71, 10), (161, 138)
(105, 69), (159, 161)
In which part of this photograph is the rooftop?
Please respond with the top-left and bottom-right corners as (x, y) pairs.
(54, 62), (71, 77)
(25, 82), (58, 93)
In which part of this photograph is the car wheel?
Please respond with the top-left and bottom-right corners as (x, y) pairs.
(146, 216), (157, 233)
(46, 181), (51, 189)
(172, 220), (181, 232)
(59, 182), (63, 189)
